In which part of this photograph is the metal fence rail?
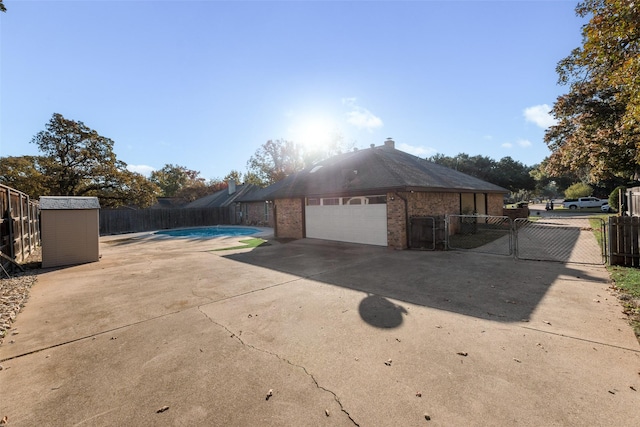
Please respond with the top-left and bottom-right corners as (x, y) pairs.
(446, 215), (513, 256)
(514, 217), (606, 265)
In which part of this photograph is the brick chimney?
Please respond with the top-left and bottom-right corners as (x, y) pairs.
(228, 180), (236, 195)
(384, 138), (395, 149)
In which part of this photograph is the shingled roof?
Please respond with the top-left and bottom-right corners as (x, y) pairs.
(263, 140), (508, 199)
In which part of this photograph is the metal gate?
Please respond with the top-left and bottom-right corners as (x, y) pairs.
(514, 217), (607, 265)
(409, 216), (439, 250)
(446, 215), (513, 256)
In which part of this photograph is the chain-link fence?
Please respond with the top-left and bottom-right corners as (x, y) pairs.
(514, 217), (606, 264)
(446, 215), (513, 256)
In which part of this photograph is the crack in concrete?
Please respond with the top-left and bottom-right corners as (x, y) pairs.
(197, 306), (360, 427)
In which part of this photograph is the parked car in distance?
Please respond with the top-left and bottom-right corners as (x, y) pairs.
(563, 197), (608, 209)
(601, 203), (616, 213)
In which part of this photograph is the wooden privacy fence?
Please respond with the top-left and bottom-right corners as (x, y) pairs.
(0, 184), (41, 272)
(100, 207), (231, 235)
(609, 216), (640, 267)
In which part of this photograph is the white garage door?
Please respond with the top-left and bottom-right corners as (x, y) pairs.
(305, 204), (388, 246)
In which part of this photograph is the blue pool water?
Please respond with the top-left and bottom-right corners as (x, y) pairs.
(155, 226), (260, 238)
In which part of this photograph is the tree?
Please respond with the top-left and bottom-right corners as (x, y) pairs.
(0, 156), (49, 198)
(246, 139), (306, 186)
(31, 113), (159, 207)
(545, 0), (640, 182)
(149, 164), (193, 197)
(428, 153), (535, 193)
(0, 1), (6, 13)
(224, 170), (243, 184)
(564, 182), (593, 199)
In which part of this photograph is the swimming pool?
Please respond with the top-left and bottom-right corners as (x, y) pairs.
(155, 226), (260, 238)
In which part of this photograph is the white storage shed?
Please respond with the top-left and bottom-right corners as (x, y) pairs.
(40, 196), (100, 268)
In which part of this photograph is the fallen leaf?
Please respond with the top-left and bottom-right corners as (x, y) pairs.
(416, 392), (422, 397)
(384, 359), (392, 366)
(266, 389), (273, 400)
(513, 358), (521, 363)
(456, 352), (468, 357)
(424, 413), (431, 421)
(156, 406), (169, 413)
(325, 409), (330, 417)
(1, 416), (8, 424)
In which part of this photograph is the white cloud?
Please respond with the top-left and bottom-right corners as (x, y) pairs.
(127, 164), (156, 176)
(342, 98), (383, 131)
(397, 142), (436, 157)
(501, 139), (531, 150)
(524, 104), (557, 128)
(517, 139), (532, 148)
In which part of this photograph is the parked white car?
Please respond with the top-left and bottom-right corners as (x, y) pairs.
(601, 203), (615, 213)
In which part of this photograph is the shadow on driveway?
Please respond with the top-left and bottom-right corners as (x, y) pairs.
(224, 238), (609, 327)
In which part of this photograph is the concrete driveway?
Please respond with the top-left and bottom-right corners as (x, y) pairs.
(1, 233), (639, 426)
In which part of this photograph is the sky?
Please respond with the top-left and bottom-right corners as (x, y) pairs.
(0, 0), (585, 181)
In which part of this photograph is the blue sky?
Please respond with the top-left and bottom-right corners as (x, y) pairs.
(1, 0), (584, 181)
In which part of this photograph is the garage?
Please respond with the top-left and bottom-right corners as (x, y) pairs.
(305, 196), (388, 246)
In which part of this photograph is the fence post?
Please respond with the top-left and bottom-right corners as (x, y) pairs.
(6, 187), (14, 260)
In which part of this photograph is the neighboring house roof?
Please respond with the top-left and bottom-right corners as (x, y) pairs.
(150, 197), (188, 209)
(263, 141), (509, 199)
(39, 196), (101, 210)
(184, 183), (257, 208)
(235, 178), (292, 203)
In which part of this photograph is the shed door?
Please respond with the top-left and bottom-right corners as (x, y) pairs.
(305, 204), (388, 246)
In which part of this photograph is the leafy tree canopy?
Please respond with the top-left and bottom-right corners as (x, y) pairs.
(246, 135), (353, 187)
(149, 164), (201, 197)
(564, 182), (593, 199)
(545, 0), (640, 182)
(0, 156), (49, 199)
(30, 113), (159, 207)
(427, 153), (535, 192)
(0, 1), (6, 13)
(246, 139), (306, 186)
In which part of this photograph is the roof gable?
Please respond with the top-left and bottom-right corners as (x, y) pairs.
(264, 143), (508, 199)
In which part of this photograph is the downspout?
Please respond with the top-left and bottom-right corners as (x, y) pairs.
(394, 191), (410, 249)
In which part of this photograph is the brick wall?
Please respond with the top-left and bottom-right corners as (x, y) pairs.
(488, 193), (506, 216)
(274, 198), (304, 239)
(242, 202), (274, 227)
(386, 192), (406, 249)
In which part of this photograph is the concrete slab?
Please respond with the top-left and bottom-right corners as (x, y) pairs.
(1, 234), (639, 426)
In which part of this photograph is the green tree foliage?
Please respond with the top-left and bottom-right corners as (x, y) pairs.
(608, 185), (626, 210)
(0, 156), (49, 198)
(224, 170), (243, 184)
(564, 182), (593, 199)
(428, 153), (535, 192)
(0, 1), (6, 13)
(149, 164), (225, 202)
(246, 139), (306, 186)
(30, 113), (159, 207)
(149, 164), (194, 197)
(545, 0), (640, 182)
(174, 179), (227, 203)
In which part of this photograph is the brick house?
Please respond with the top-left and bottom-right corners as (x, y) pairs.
(245, 139), (508, 250)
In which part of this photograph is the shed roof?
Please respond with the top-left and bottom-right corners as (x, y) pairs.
(263, 142), (508, 199)
(39, 196), (101, 210)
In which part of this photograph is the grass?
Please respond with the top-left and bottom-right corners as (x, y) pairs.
(212, 238), (269, 251)
(607, 265), (640, 340)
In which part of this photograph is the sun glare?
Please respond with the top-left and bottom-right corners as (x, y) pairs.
(292, 117), (336, 152)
